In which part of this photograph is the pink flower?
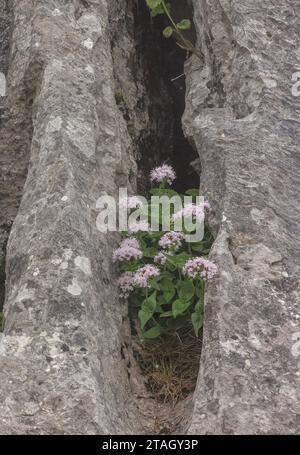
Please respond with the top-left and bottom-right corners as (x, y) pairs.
(150, 164), (176, 185)
(204, 201), (212, 211)
(158, 231), (184, 250)
(113, 237), (143, 262)
(172, 203), (205, 223)
(118, 272), (135, 298)
(134, 265), (160, 288)
(182, 257), (218, 280)
(154, 252), (167, 265)
(128, 220), (150, 233)
(119, 196), (144, 210)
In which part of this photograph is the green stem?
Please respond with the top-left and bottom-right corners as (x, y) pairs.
(161, 0), (194, 51)
(161, 0), (178, 30)
(200, 279), (205, 303)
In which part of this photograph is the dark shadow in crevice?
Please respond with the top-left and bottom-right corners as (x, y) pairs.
(0, 0), (13, 327)
(133, 0), (199, 195)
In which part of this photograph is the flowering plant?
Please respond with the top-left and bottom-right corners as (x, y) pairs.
(113, 164), (217, 339)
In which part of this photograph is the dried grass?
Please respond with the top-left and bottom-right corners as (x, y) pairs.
(133, 325), (202, 405)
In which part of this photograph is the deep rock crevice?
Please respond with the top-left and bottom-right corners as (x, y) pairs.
(0, 0), (299, 436)
(108, 0), (204, 434)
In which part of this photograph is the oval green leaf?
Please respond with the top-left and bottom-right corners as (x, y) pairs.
(176, 19), (191, 30)
(143, 325), (162, 339)
(177, 280), (195, 301)
(172, 299), (192, 318)
(163, 26), (174, 38)
(146, 0), (162, 9)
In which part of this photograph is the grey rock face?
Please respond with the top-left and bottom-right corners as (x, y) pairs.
(1, 0), (299, 436)
(0, 0), (12, 310)
(184, 0), (300, 435)
(0, 0), (144, 435)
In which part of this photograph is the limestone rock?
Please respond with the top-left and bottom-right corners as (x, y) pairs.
(183, 0), (300, 435)
(0, 0), (299, 436)
(0, 0), (141, 435)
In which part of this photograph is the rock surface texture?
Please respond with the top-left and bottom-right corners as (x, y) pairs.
(0, 0), (147, 435)
(0, 0), (299, 435)
(183, 0), (300, 435)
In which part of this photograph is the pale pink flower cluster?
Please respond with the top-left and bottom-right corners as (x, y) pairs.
(118, 272), (135, 298)
(204, 201), (212, 211)
(128, 220), (150, 233)
(133, 264), (160, 288)
(159, 231), (184, 250)
(150, 164), (176, 185)
(182, 257), (218, 280)
(120, 196), (144, 210)
(173, 203), (205, 223)
(113, 237), (143, 262)
(118, 264), (160, 297)
(154, 252), (167, 265)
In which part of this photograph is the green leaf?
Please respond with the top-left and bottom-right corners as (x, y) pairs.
(177, 279), (195, 301)
(165, 260), (177, 272)
(138, 309), (151, 329)
(163, 26), (174, 38)
(185, 188), (200, 197)
(172, 298), (192, 318)
(191, 303), (204, 336)
(150, 4), (164, 16)
(149, 278), (160, 290)
(138, 237), (147, 251)
(176, 19), (191, 30)
(160, 277), (173, 291)
(160, 270), (174, 280)
(143, 325), (162, 339)
(144, 291), (157, 311)
(138, 292), (157, 329)
(120, 261), (141, 273)
(195, 286), (201, 298)
(164, 288), (176, 303)
(159, 310), (173, 318)
(168, 252), (190, 269)
(146, 0), (162, 10)
(157, 278), (175, 303)
(159, 277), (175, 302)
(143, 247), (157, 258)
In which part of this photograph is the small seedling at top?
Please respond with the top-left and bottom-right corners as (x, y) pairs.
(145, 0), (202, 59)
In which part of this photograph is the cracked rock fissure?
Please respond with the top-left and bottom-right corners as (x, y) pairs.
(0, 0), (299, 436)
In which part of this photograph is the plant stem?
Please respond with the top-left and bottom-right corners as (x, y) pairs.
(161, 1), (195, 52)
(200, 279), (205, 303)
(161, 0), (178, 30)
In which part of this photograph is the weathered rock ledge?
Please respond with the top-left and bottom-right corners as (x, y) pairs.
(0, 0), (144, 435)
(183, 0), (300, 434)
